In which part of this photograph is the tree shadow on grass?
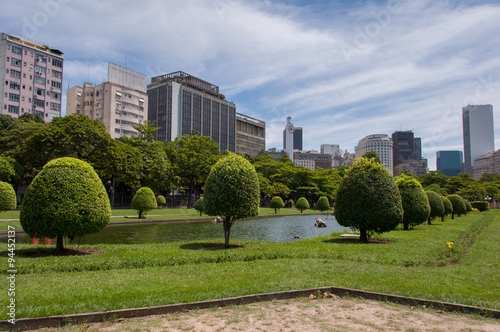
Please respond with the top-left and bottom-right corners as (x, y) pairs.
(0, 247), (100, 258)
(322, 237), (393, 244)
(179, 242), (244, 251)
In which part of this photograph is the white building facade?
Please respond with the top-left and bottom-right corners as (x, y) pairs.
(355, 134), (394, 175)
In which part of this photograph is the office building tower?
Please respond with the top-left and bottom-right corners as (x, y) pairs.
(470, 150), (500, 180)
(0, 33), (63, 121)
(293, 127), (303, 150)
(436, 151), (463, 177)
(67, 63), (148, 139)
(462, 104), (495, 175)
(148, 71), (236, 152)
(392, 131), (422, 165)
(235, 113), (265, 156)
(355, 134), (393, 175)
(283, 116), (295, 161)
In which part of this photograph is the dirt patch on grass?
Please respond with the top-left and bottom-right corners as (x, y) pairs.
(41, 296), (500, 332)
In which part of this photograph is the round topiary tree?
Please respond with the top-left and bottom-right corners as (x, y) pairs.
(334, 158), (403, 243)
(194, 197), (204, 216)
(425, 191), (444, 225)
(295, 197), (309, 213)
(204, 153), (259, 248)
(441, 196), (453, 221)
(287, 199), (294, 208)
(156, 195), (166, 209)
(20, 157), (111, 251)
(464, 199), (472, 214)
(316, 196), (330, 212)
(270, 196), (284, 214)
(132, 187), (157, 219)
(0, 181), (17, 213)
(395, 174), (431, 230)
(447, 194), (466, 219)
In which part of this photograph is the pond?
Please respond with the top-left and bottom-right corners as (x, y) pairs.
(8, 214), (348, 245)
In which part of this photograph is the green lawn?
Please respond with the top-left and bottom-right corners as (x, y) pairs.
(1, 210), (498, 319)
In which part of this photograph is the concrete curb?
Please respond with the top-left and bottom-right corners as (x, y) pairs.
(1, 286), (498, 331)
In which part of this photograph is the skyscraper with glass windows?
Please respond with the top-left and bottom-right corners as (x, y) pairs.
(147, 71), (236, 152)
(462, 104), (494, 175)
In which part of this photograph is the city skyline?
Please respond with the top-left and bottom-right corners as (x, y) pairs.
(1, 0), (500, 170)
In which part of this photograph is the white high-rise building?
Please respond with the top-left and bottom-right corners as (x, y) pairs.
(321, 144), (341, 167)
(283, 116), (295, 162)
(462, 104), (495, 175)
(354, 134), (393, 175)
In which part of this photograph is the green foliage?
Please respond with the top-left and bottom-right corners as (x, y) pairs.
(334, 158), (403, 242)
(0, 181), (17, 213)
(423, 183), (448, 196)
(165, 133), (221, 207)
(131, 187), (157, 218)
(270, 196), (284, 214)
(445, 173), (475, 195)
(418, 171), (449, 188)
(425, 191), (445, 224)
(20, 157), (111, 250)
(287, 199), (294, 208)
(471, 201), (489, 212)
(464, 199), (472, 212)
(157, 195), (166, 206)
(447, 194), (466, 218)
(132, 121), (159, 141)
(361, 150), (381, 164)
(0, 156), (15, 182)
(456, 182), (486, 202)
(204, 153), (260, 247)
(295, 197), (309, 213)
(316, 196), (330, 212)
(395, 174), (431, 230)
(194, 197), (204, 216)
(441, 196), (453, 220)
(272, 182), (291, 199)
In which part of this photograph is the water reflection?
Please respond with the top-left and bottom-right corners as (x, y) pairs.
(6, 214), (348, 244)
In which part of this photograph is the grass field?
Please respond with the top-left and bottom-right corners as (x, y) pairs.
(0, 210), (498, 320)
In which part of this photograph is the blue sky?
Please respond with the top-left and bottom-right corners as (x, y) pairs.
(2, 0), (500, 170)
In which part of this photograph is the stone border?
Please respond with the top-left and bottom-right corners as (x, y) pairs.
(1, 286), (498, 331)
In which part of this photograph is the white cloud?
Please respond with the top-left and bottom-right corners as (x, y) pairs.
(1, 0), (500, 171)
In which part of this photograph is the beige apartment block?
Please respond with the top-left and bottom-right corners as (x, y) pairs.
(0, 33), (63, 121)
(236, 113), (265, 156)
(66, 63), (147, 139)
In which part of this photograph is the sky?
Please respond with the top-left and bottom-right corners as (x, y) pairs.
(2, 0), (500, 170)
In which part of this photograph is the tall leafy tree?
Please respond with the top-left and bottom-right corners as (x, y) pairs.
(204, 153), (259, 248)
(334, 158), (403, 243)
(165, 133), (220, 207)
(426, 191), (445, 225)
(395, 174), (431, 230)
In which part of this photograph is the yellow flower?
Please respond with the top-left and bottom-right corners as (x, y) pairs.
(447, 241), (454, 248)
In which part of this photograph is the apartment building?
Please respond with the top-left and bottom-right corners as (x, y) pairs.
(66, 63), (147, 139)
(0, 33), (63, 121)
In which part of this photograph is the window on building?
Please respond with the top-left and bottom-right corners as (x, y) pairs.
(34, 99), (45, 107)
(10, 58), (21, 67)
(52, 58), (62, 67)
(8, 105), (19, 114)
(35, 65), (46, 75)
(11, 46), (22, 55)
(8, 93), (19, 102)
(9, 82), (20, 90)
(51, 81), (62, 89)
(50, 102), (60, 111)
(35, 88), (45, 96)
(34, 76), (45, 84)
(51, 70), (62, 79)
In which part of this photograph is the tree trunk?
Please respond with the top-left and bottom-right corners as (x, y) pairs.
(359, 229), (368, 243)
(428, 218), (432, 225)
(404, 223), (409, 230)
(223, 217), (231, 249)
(275, 208), (277, 214)
(451, 213), (455, 219)
(441, 216), (444, 221)
(56, 236), (64, 251)
(187, 178), (194, 208)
